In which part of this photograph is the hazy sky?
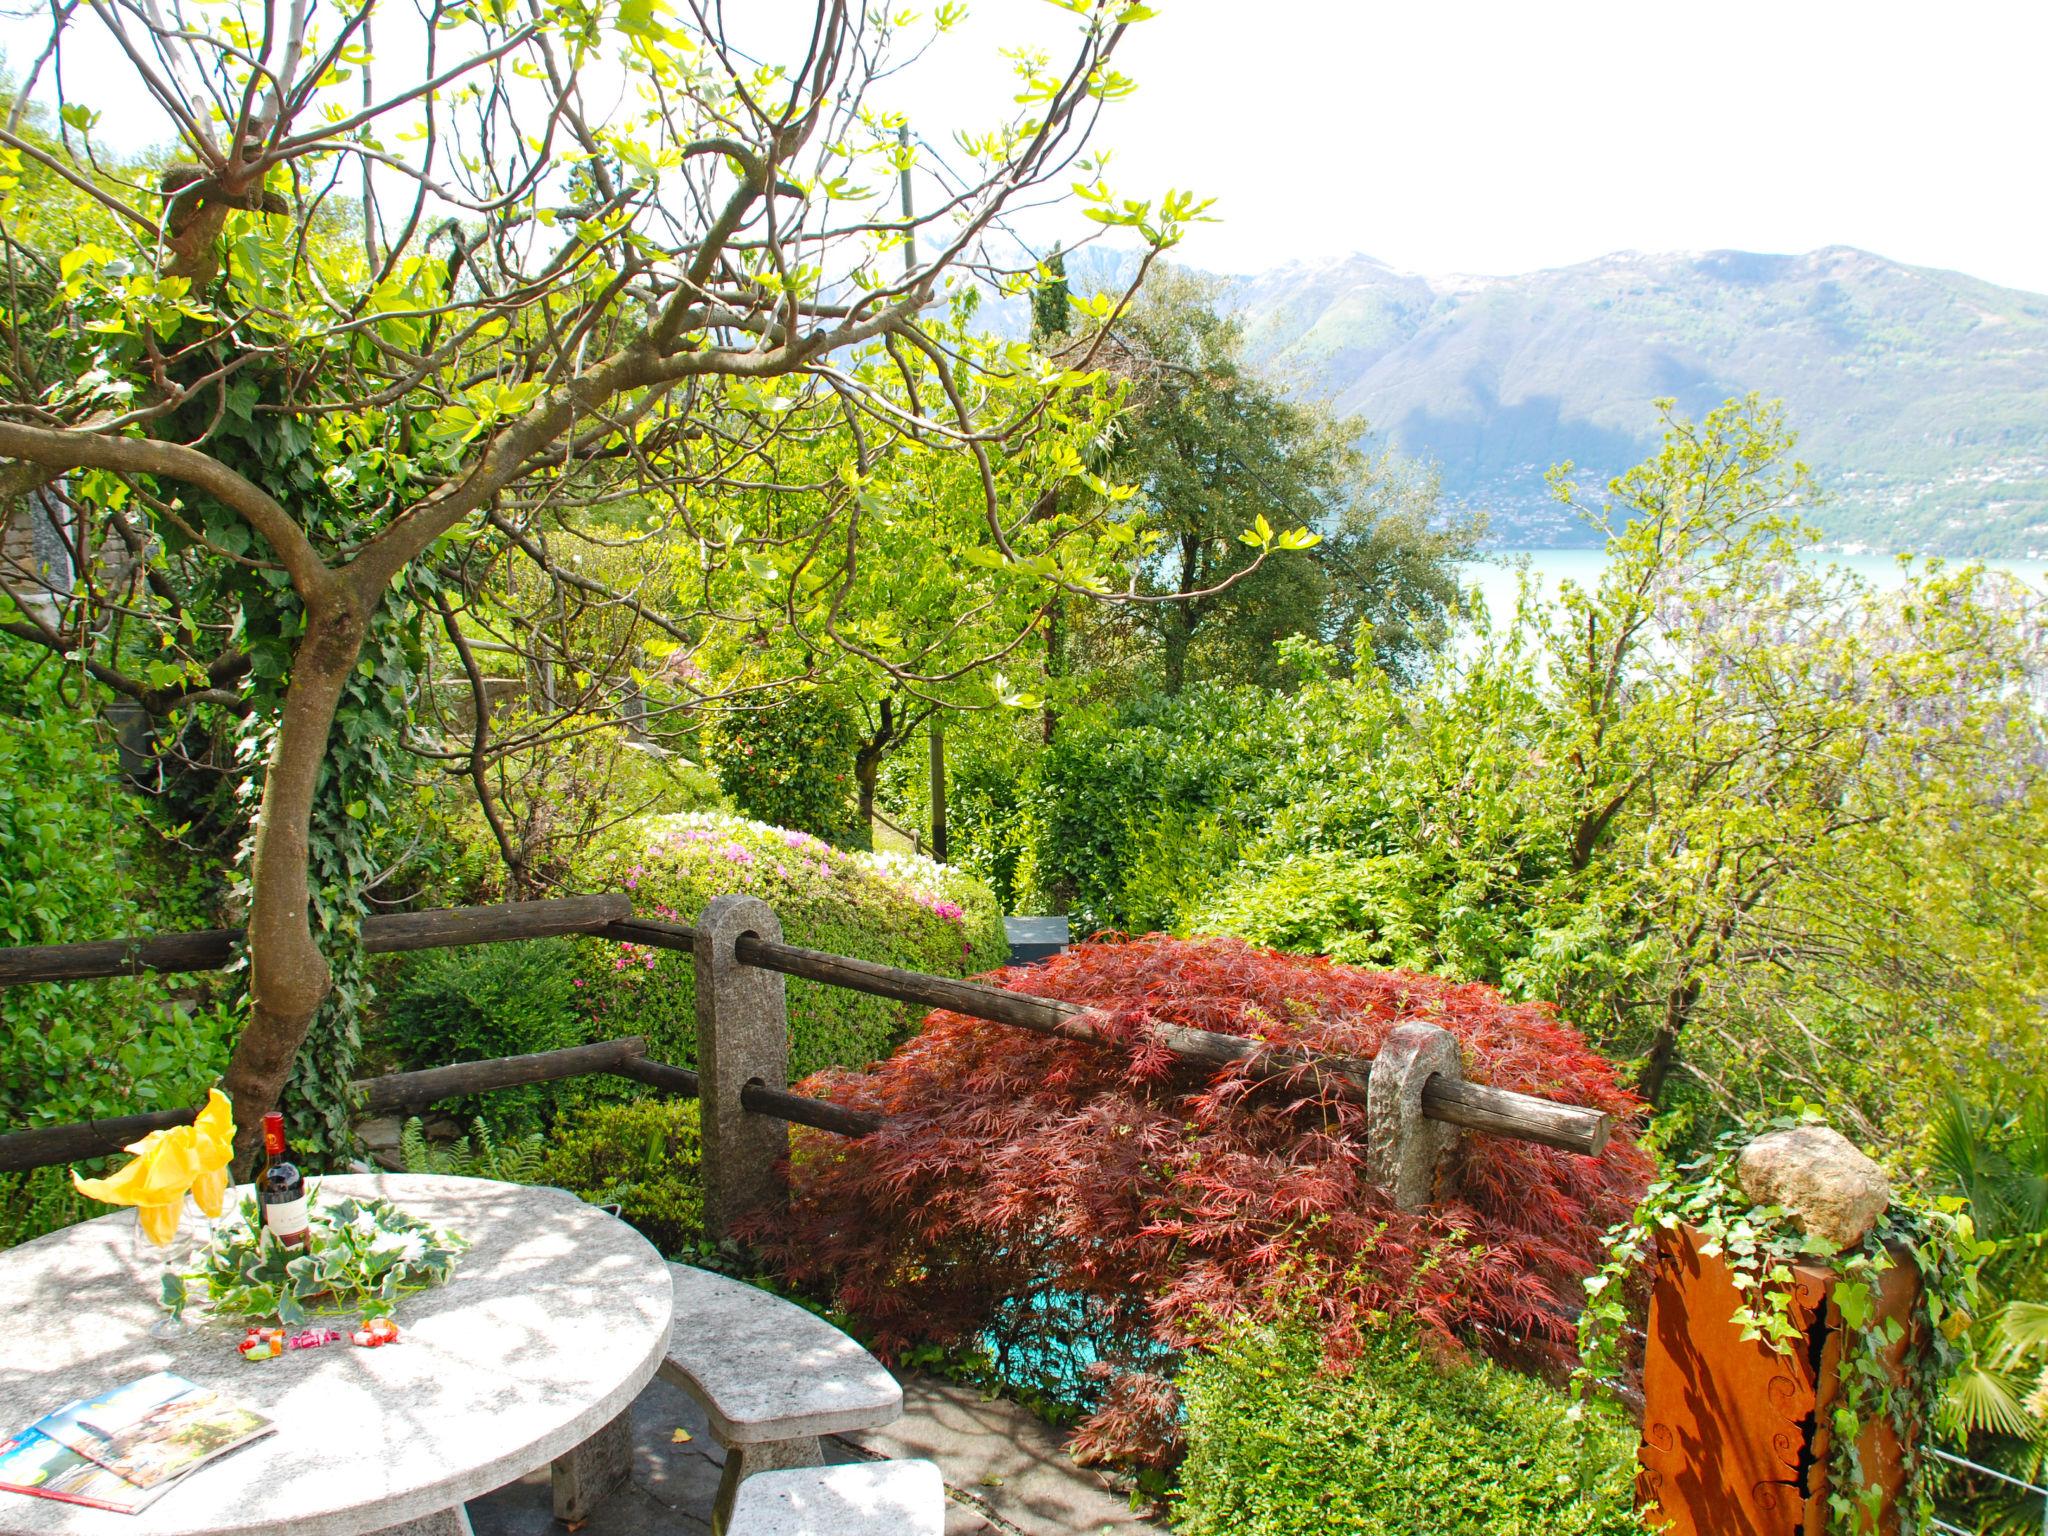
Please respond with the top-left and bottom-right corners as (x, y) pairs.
(892, 0), (2048, 291)
(8, 0), (2042, 291)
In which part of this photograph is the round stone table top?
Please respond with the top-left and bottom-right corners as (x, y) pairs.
(0, 1173), (674, 1536)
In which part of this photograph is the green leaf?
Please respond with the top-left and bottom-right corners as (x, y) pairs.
(1834, 1280), (1872, 1332)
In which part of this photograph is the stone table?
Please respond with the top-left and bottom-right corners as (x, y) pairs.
(0, 1173), (673, 1536)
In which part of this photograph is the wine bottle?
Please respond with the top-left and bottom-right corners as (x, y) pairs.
(258, 1112), (309, 1249)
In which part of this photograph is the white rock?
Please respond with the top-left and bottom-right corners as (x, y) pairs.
(1736, 1125), (1891, 1253)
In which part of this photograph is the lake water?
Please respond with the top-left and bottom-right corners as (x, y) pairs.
(1460, 548), (2048, 628)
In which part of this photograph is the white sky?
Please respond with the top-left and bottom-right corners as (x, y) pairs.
(7, 0), (2044, 292)
(889, 0), (2048, 292)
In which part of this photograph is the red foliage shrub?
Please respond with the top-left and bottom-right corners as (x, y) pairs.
(757, 936), (1650, 1465)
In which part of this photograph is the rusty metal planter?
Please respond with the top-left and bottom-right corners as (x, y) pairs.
(1638, 1224), (1923, 1536)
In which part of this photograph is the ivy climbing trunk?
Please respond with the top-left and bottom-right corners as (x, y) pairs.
(221, 592), (368, 1174)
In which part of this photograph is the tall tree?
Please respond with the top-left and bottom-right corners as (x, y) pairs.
(1095, 267), (1473, 692)
(0, 0), (1258, 1163)
(1181, 398), (2047, 1125)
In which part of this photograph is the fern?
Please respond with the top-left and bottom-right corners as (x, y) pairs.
(398, 1116), (548, 1182)
(0, 1168), (93, 1247)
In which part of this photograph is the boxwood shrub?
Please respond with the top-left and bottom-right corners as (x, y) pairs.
(580, 811), (1006, 1079)
(370, 938), (586, 1131)
(1173, 1321), (1646, 1536)
(539, 1098), (704, 1257)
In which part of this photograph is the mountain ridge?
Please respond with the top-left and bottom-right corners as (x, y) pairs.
(1052, 244), (2048, 556)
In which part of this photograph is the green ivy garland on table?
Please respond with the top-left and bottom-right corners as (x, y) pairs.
(162, 1189), (467, 1327)
(1574, 1115), (1992, 1536)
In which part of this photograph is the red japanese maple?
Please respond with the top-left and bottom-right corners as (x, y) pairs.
(758, 935), (1650, 1465)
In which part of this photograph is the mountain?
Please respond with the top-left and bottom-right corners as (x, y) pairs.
(1053, 245), (2048, 555)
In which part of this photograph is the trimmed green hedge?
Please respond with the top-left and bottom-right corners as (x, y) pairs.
(579, 812), (1006, 1080)
(372, 938), (586, 1131)
(1031, 685), (1292, 935)
(713, 691), (863, 844)
(1173, 1323), (1646, 1536)
(539, 1099), (704, 1256)
(1192, 848), (1439, 969)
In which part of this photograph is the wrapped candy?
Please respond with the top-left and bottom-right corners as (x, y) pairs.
(241, 1318), (400, 1355)
(239, 1324), (349, 1359)
(238, 1327), (286, 1361)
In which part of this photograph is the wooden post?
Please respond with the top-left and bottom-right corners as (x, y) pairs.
(693, 895), (791, 1243)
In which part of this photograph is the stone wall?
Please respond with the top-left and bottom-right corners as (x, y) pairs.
(1, 485), (75, 622)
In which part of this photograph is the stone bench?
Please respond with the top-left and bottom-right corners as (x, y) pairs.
(659, 1264), (906, 1531)
(728, 1459), (946, 1536)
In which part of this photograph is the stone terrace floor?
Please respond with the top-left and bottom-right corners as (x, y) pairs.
(467, 1370), (1165, 1536)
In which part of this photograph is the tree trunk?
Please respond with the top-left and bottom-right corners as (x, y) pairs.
(928, 727), (947, 863)
(855, 748), (881, 836)
(1161, 533), (1201, 695)
(1162, 617), (1189, 695)
(220, 593), (368, 1172)
(1041, 597), (1062, 745)
(853, 698), (893, 849)
(1635, 974), (1700, 1107)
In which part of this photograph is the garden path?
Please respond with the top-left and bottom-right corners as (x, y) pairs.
(466, 1371), (1164, 1536)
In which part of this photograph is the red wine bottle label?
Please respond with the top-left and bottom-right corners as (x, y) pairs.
(264, 1196), (310, 1245)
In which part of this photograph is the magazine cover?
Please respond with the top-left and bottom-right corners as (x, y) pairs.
(0, 1427), (166, 1514)
(35, 1372), (272, 1490)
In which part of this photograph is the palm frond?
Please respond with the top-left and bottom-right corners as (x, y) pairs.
(1994, 1301), (2048, 1366)
(2009, 1090), (2048, 1234)
(1930, 1088), (2009, 1223)
(1944, 1359), (2041, 1441)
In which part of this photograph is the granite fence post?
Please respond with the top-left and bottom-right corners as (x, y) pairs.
(1366, 1021), (1463, 1209)
(694, 894), (791, 1244)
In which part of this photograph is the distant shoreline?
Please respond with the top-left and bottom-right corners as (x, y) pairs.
(1469, 544), (2048, 567)
(1461, 549), (2048, 616)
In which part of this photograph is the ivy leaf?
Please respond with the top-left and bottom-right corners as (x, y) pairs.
(1834, 1280), (1872, 1332)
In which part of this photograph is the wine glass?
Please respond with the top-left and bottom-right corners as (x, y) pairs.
(132, 1196), (212, 1338)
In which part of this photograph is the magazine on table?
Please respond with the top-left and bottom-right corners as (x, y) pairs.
(0, 1428), (166, 1515)
(0, 1372), (272, 1513)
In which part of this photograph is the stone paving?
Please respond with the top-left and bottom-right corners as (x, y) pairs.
(467, 1371), (1165, 1536)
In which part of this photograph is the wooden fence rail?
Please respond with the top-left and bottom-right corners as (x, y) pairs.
(601, 916), (1610, 1158)
(0, 896), (1613, 1189)
(0, 895), (632, 986)
(0, 1035), (898, 1173)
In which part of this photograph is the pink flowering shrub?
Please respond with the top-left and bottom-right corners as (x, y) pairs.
(578, 812), (1006, 1078)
